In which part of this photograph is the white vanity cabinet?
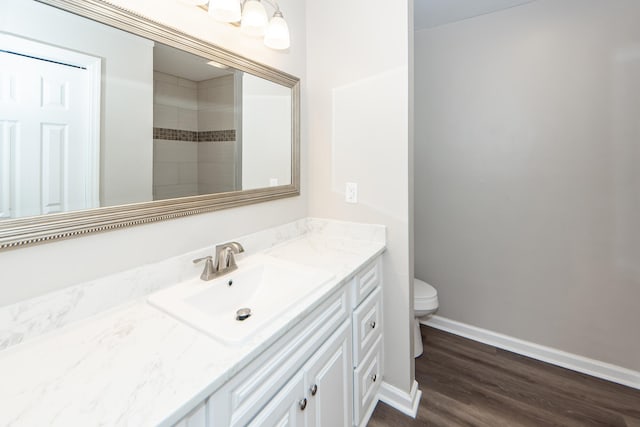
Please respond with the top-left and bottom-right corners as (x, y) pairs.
(247, 370), (306, 427)
(350, 258), (384, 427)
(173, 254), (384, 427)
(172, 402), (207, 427)
(206, 284), (351, 427)
(249, 321), (352, 427)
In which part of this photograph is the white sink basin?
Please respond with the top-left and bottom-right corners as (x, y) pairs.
(148, 255), (335, 345)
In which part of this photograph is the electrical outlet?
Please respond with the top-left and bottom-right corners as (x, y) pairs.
(269, 178), (279, 186)
(345, 182), (358, 203)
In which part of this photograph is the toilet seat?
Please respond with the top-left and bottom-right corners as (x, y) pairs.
(414, 278), (438, 311)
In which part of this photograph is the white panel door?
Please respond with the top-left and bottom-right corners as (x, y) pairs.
(0, 120), (17, 218)
(0, 49), (95, 218)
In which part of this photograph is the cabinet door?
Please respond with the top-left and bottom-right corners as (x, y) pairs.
(305, 321), (352, 427)
(247, 371), (306, 427)
(173, 402), (207, 427)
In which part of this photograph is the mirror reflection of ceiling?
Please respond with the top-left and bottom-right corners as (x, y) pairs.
(153, 43), (233, 81)
(414, 0), (537, 30)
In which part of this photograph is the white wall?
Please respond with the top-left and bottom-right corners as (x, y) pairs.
(415, 0), (640, 371)
(306, 0), (415, 395)
(1, 0), (153, 207)
(242, 73), (292, 189)
(0, 0), (307, 307)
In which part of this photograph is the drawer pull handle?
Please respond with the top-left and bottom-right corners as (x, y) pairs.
(299, 398), (308, 411)
(370, 321), (376, 329)
(310, 384), (318, 396)
(371, 374), (377, 383)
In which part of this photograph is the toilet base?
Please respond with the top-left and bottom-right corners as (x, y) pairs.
(414, 318), (424, 358)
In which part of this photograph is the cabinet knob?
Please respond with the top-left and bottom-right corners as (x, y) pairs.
(299, 398), (308, 411)
(310, 384), (318, 396)
(370, 321), (376, 329)
(371, 374), (377, 383)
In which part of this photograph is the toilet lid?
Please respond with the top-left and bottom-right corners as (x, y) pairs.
(414, 278), (437, 299)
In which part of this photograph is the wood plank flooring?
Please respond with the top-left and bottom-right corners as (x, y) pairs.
(368, 326), (640, 427)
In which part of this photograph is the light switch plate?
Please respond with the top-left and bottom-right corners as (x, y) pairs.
(346, 182), (358, 203)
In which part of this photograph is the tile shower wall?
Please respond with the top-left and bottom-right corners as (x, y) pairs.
(153, 71), (199, 199)
(197, 75), (235, 131)
(152, 71), (237, 199)
(197, 75), (237, 194)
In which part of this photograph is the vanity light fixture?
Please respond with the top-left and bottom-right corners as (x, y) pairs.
(240, 0), (268, 36)
(204, 0), (291, 50)
(208, 0), (241, 23)
(263, 9), (289, 49)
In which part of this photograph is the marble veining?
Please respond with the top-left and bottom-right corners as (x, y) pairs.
(0, 218), (386, 426)
(0, 304), (228, 426)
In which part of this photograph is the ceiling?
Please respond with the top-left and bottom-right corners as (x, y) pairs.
(414, 0), (537, 31)
(153, 43), (233, 82)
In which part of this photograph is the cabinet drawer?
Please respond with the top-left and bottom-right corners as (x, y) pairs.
(352, 286), (382, 365)
(350, 258), (381, 308)
(353, 334), (382, 426)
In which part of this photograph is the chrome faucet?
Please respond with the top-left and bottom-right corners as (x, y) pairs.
(193, 241), (245, 281)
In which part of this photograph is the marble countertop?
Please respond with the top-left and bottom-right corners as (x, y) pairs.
(0, 220), (385, 426)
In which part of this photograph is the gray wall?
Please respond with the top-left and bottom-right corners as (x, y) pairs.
(415, 0), (640, 371)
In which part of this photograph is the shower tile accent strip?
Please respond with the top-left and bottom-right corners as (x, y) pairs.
(198, 130), (236, 142)
(153, 127), (236, 142)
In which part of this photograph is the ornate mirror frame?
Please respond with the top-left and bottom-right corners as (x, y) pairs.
(0, 0), (300, 249)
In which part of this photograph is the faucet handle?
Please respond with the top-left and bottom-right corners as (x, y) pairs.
(216, 246), (240, 271)
(214, 242), (244, 268)
(193, 256), (216, 281)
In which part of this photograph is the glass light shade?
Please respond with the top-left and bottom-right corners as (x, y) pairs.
(178, 0), (208, 5)
(208, 0), (241, 23)
(264, 13), (290, 50)
(240, 0), (268, 37)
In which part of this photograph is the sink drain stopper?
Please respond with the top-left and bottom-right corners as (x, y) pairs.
(236, 308), (252, 321)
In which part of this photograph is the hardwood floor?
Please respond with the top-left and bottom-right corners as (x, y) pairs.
(368, 326), (640, 427)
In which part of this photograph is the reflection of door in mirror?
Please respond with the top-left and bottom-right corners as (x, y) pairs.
(1, 0), (155, 216)
(0, 34), (101, 218)
(152, 45), (241, 201)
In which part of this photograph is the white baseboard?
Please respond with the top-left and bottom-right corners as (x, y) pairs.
(424, 315), (640, 390)
(358, 395), (379, 427)
(378, 380), (422, 418)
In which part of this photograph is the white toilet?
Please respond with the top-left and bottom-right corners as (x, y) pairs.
(414, 278), (439, 358)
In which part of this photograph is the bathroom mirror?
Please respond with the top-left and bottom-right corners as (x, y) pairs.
(0, 0), (300, 249)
